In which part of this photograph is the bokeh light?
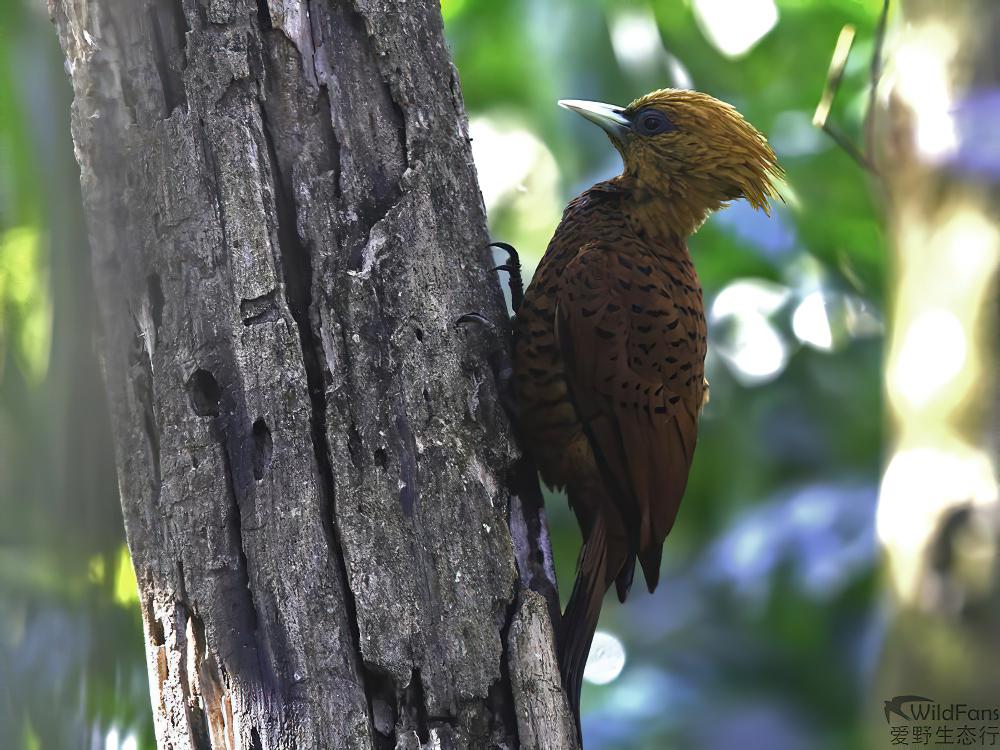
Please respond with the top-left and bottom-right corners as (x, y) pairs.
(710, 279), (791, 385)
(692, 0), (779, 59)
(583, 631), (627, 686)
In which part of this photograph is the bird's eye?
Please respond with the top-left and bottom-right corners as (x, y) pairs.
(634, 109), (675, 136)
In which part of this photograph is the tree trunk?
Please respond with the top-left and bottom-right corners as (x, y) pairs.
(49, 0), (576, 746)
(875, 0), (1000, 732)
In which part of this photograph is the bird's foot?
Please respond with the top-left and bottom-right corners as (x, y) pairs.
(490, 241), (524, 315)
(453, 240), (525, 418)
(454, 312), (495, 330)
(454, 312), (518, 421)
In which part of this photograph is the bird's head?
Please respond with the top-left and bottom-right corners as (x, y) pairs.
(560, 89), (782, 234)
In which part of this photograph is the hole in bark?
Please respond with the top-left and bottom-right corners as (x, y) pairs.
(145, 596), (165, 646)
(371, 696), (396, 737)
(241, 289), (280, 326)
(255, 0), (272, 30)
(402, 668), (430, 744)
(147, 273), (164, 333)
(189, 704), (211, 749)
(414, 326), (423, 343)
(315, 85), (341, 180)
(251, 418), (273, 481)
(187, 369), (221, 417)
(188, 611), (207, 656)
(374, 447), (387, 470)
(250, 728), (263, 750)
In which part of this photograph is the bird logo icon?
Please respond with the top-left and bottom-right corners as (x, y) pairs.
(884, 696), (934, 723)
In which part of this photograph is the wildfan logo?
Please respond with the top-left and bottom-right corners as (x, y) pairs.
(884, 696), (934, 723)
(883, 698), (1000, 723)
(881, 695), (1000, 746)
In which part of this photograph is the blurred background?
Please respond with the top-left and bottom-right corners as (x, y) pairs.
(458, 1), (885, 747)
(2, 0), (997, 748)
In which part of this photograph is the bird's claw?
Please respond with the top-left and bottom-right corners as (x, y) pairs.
(456, 241), (527, 424)
(490, 241), (524, 314)
(490, 241), (520, 260)
(454, 312), (495, 330)
(454, 312), (520, 423)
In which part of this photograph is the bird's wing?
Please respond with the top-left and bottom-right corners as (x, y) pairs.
(555, 243), (703, 592)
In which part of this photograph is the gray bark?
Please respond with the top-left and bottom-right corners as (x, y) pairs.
(49, 0), (575, 746)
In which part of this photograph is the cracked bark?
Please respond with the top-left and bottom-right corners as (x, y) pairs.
(49, 0), (577, 747)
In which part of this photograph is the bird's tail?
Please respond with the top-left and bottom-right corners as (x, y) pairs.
(558, 514), (609, 737)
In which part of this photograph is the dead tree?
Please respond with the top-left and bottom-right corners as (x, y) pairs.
(50, 0), (576, 746)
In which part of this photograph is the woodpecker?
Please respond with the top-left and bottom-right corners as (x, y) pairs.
(510, 88), (781, 728)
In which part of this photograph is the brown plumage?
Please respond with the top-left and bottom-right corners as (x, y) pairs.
(511, 88), (781, 725)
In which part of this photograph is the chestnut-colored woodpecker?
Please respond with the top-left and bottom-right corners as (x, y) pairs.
(510, 88), (782, 725)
